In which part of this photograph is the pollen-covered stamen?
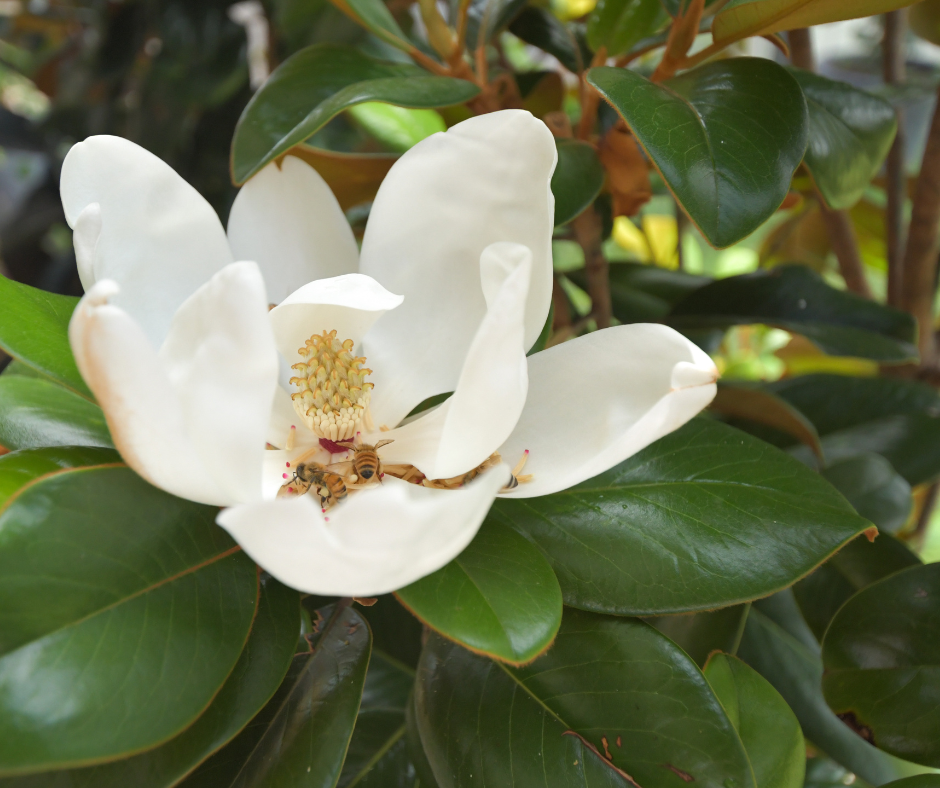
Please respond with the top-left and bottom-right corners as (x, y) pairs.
(289, 329), (373, 441)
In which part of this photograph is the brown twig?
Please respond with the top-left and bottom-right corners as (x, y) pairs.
(787, 28), (814, 70)
(571, 206), (613, 329)
(651, 0), (705, 82)
(577, 48), (607, 140)
(789, 30), (871, 298)
(901, 83), (940, 365)
(452, 0), (472, 64)
(818, 198), (873, 298)
(884, 10), (908, 308)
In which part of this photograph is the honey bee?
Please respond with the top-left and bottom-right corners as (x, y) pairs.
(342, 439), (394, 483)
(278, 462), (348, 507)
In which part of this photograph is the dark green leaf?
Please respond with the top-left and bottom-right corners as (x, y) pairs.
(334, 0), (410, 49)
(551, 139), (606, 226)
(821, 455), (912, 534)
(603, 261), (712, 323)
(508, 7), (582, 73)
(462, 0), (528, 50)
(711, 382), (824, 464)
(231, 44), (479, 183)
(0, 375), (112, 451)
(669, 265), (918, 362)
(789, 68), (897, 210)
(492, 418), (871, 615)
(396, 520), (562, 664)
(0, 275), (89, 398)
(359, 595), (424, 670)
(406, 691), (441, 788)
(879, 778), (940, 788)
(588, 59), (808, 248)
(0, 578), (300, 788)
(704, 653), (805, 788)
(794, 533), (921, 642)
(768, 374), (940, 439)
(415, 609), (756, 787)
(338, 650), (415, 788)
(822, 564), (940, 767)
(739, 601), (915, 785)
(587, 0), (667, 56)
(647, 605), (749, 667)
(791, 414), (940, 487)
(0, 466), (257, 775)
(659, 0), (723, 16)
(182, 603), (371, 788)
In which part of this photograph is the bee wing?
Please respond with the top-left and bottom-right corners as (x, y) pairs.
(324, 460), (354, 473)
(372, 439), (394, 451)
(278, 479), (312, 498)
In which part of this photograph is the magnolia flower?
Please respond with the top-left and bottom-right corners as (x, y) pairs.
(65, 110), (718, 597)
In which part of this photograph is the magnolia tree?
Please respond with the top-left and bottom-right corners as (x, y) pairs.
(0, 0), (939, 786)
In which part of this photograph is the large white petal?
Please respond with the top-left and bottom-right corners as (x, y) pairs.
(227, 156), (360, 304)
(376, 243), (531, 479)
(69, 282), (226, 506)
(217, 465), (506, 596)
(158, 261), (279, 504)
(60, 135), (233, 347)
(268, 274), (403, 362)
(360, 110), (556, 428)
(497, 325), (718, 499)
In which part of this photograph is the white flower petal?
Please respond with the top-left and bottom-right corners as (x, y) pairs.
(267, 386), (320, 451)
(217, 465), (506, 596)
(61, 135), (233, 347)
(377, 243), (531, 480)
(72, 203), (101, 293)
(268, 273), (403, 361)
(158, 261), (279, 504)
(227, 156), (360, 304)
(69, 282), (228, 506)
(497, 324), (718, 498)
(360, 110), (556, 428)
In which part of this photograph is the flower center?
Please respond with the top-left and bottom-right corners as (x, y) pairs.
(289, 330), (373, 441)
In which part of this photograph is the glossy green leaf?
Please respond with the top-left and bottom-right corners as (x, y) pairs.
(552, 139), (606, 226)
(794, 533), (921, 642)
(0, 375), (112, 451)
(659, 0), (724, 16)
(0, 465), (257, 775)
(587, 0), (667, 56)
(347, 102), (445, 152)
(669, 265), (918, 362)
(181, 603), (371, 787)
(712, 0), (920, 47)
(648, 605), (749, 667)
(338, 650), (416, 787)
(491, 418), (871, 615)
(0, 578), (300, 788)
(416, 609), (757, 787)
(231, 44), (479, 183)
(508, 7), (582, 73)
(704, 653), (805, 788)
(588, 59), (808, 248)
(0, 275), (89, 398)
(821, 455), (912, 534)
(739, 596), (918, 785)
(790, 68), (897, 210)
(396, 520), (562, 664)
(405, 691), (441, 788)
(822, 564), (940, 767)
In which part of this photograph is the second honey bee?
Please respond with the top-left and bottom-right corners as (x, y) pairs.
(279, 462), (348, 507)
(345, 439), (394, 483)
